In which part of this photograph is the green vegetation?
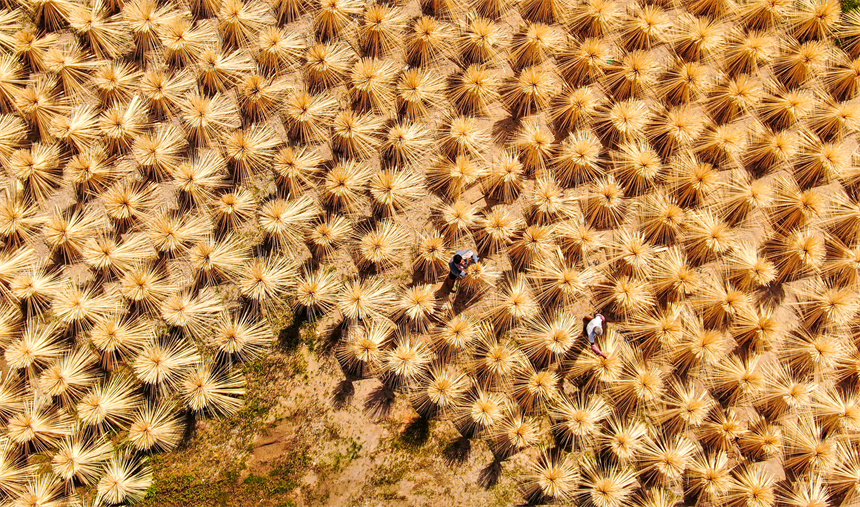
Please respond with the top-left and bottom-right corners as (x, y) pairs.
(844, 0), (860, 11)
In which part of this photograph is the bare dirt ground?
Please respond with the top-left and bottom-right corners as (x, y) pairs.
(138, 319), (529, 507)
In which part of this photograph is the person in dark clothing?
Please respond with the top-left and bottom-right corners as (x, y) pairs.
(448, 250), (479, 290)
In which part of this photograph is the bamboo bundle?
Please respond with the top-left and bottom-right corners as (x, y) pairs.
(510, 23), (563, 70)
(638, 434), (698, 486)
(458, 16), (504, 65)
(765, 228), (825, 283)
(314, 0), (362, 42)
(337, 320), (392, 377)
(549, 393), (610, 447)
(738, 0), (789, 30)
(791, 0), (840, 42)
(511, 364), (560, 414)
(756, 360), (815, 420)
(519, 311), (580, 366)
(471, 333), (525, 387)
(304, 43), (354, 92)
(595, 415), (647, 464)
(567, 328), (628, 391)
(718, 174), (772, 226)
(594, 99), (651, 148)
(619, 4), (668, 51)
(420, 0), (465, 19)
(611, 141), (663, 196)
(337, 277), (397, 322)
(514, 119), (555, 173)
(355, 219), (409, 271)
(658, 377), (715, 435)
(672, 15), (725, 62)
(410, 366), (468, 417)
(693, 277), (751, 330)
(723, 31), (776, 77)
(652, 246), (700, 302)
(556, 219), (605, 261)
(793, 133), (849, 188)
(525, 177), (576, 225)
(550, 86), (601, 136)
(528, 253), (595, 307)
(476, 205), (523, 255)
(822, 235), (860, 286)
(454, 388), (508, 438)
(567, 0), (620, 38)
(434, 199), (478, 244)
(824, 56), (860, 100)
(622, 304), (685, 357)
(669, 320), (730, 376)
(520, 0), (569, 23)
(639, 194), (686, 246)
(508, 224), (556, 271)
(769, 176), (825, 233)
(486, 275), (538, 330)
(601, 50), (659, 100)
(350, 58), (397, 113)
(797, 280), (859, 330)
(724, 242), (776, 291)
(759, 88), (815, 131)
(331, 109), (384, 160)
(732, 306), (781, 356)
(473, 0), (513, 18)
(781, 326), (847, 377)
(434, 314), (482, 360)
(558, 37), (611, 86)
(307, 214), (352, 258)
(255, 27), (303, 73)
(744, 126), (798, 176)
(482, 151), (525, 202)
(584, 176), (627, 229)
(369, 169), (425, 216)
(577, 457), (638, 507)
(293, 267), (340, 319)
(359, 3), (405, 58)
(608, 354), (664, 414)
(397, 69), (446, 119)
(460, 259), (502, 294)
(686, 451), (732, 505)
(646, 104), (706, 159)
(738, 414), (782, 461)
(707, 74), (764, 124)
(783, 415), (839, 477)
(450, 64), (500, 116)
(725, 465), (777, 507)
(489, 410), (538, 458)
(773, 40), (830, 89)
(695, 122), (746, 170)
(553, 129), (605, 186)
(659, 60), (711, 106)
(413, 228), (450, 281)
(683, 209), (735, 266)
(503, 67), (560, 118)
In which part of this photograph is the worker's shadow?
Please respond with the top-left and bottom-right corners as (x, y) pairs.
(434, 278), (483, 317)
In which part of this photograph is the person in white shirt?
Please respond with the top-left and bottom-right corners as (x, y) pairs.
(586, 314), (607, 359)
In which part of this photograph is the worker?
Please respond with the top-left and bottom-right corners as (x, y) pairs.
(448, 250), (479, 291)
(586, 314), (608, 359)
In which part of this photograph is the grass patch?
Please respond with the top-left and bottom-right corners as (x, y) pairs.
(324, 437), (363, 474)
(138, 351), (312, 507)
